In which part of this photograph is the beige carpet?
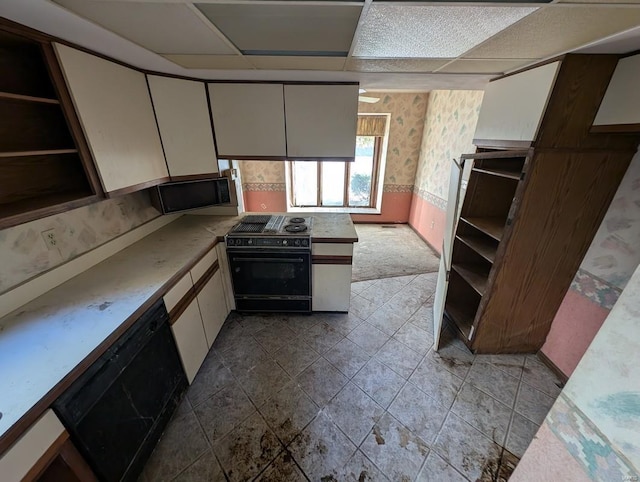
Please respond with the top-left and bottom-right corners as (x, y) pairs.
(352, 224), (441, 282)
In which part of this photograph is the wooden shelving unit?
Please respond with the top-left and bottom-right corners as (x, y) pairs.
(0, 25), (101, 229)
(438, 53), (640, 354)
(444, 150), (524, 347)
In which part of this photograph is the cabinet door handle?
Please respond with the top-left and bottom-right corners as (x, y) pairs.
(233, 257), (305, 263)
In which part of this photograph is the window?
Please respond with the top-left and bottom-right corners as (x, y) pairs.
(287, 114), (388, 210)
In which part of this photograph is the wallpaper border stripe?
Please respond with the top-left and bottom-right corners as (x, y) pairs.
(570, 268), (622, 310)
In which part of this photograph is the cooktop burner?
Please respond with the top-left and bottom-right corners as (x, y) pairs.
(289, 217), (306, 224)
(284, 224), (308, 233)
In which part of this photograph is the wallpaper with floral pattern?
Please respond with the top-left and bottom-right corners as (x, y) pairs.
(413, 90), (484, 201)
(359, 92), (428, 187)
(237, 92), (429, 192)
(0, 192), (160, 294)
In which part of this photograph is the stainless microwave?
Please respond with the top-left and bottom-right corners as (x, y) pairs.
(150, 177), (232, 214)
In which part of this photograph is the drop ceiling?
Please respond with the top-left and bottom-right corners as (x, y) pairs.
(2, 0), (640, 91)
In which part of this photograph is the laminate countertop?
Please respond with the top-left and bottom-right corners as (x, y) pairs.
(0, 212), (357, 452)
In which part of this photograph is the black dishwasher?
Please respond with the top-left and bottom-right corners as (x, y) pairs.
(53, 299), (187, 482)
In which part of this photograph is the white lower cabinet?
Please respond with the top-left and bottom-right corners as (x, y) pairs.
(312, 264), (352, 312)
(195, 270), (227, 347)
(170, 299), (209, 384)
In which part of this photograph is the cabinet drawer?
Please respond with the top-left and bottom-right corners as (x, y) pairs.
(0, 410), (65, 481)
(163, 272), (193, 313)
(312, 243), (353, 256)
(191, 246), (218, 284)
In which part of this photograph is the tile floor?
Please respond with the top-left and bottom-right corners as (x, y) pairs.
(141, 273), (563, 482)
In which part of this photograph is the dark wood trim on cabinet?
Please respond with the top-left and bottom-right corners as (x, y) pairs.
(312, 255), (352, 265)
(0, 149), (77, 158)
(24, 431), (97, 481)
(621, 48), (640, 59)
(169, 260), (220, 325)
(169, 173), (222, 182)
(218, 155), (288, 161)
(473, 139), (533, 150)
(311, 237), (358, 243)
(536, 351), (569, 385)
(42, 43), (104, 198)
(590, 123), (640, 134)
(145, 75), (171, 177)
(105, 177), (171, 198)
(0, 92), (59, 104)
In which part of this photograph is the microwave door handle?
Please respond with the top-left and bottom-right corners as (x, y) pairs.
(233, 257), (305, 263)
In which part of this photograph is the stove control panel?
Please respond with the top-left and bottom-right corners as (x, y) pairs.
(226, 236), (310, 248)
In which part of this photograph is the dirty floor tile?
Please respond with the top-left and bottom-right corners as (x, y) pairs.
(388, 383), (448, 445)
(213, 411), (282, 481)
(324, 337), (371, 379)
(352, 358), (406, 408)
(297, 357), (348, 406)
(288, 411), (357, 480)
(360, 412), (430, 481)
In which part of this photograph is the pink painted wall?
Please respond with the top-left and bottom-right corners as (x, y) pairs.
(541, 151), (640, 377)
(541, 290), (610, 377)
(408, 193), (446, 253)
(243, 191), (287, 213)
(511, 423), (589, 481)
(351, 191), (413, 224)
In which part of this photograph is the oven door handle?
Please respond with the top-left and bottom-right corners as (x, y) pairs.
(232, 257), (306, 263)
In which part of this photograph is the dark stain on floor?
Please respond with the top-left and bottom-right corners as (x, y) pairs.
(372, 425), (385, 445)
(98, 301), (112, 311)
(479, 449), (520, 482)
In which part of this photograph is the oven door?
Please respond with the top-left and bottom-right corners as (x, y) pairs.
(228, 250), (311, 297)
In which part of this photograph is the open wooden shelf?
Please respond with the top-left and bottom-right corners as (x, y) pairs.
(0, 149), (78, 158)
(452, 263), (488, 295)
(456, 233), (497, 263)
(0, 91), (59, 104)
(472, 166), (521, 180)
(461, 216), (505, 241)
(444, 305), (474, 340)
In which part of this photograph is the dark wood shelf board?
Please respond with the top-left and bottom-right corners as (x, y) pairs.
(0, 149), (78, 158)
(461, 149), (530, 160)
(0, 91), (59, 104)
(0, 190), (97, 230)
(472, 167), (521, 180)
(456, 234), (496, 263)
(590, 123), (640, 134)
(461, 217), (505, 242)
(452, 263), (488, 295)
(444, 305), (473, 340)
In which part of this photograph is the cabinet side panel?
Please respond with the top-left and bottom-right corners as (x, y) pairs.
(54, 44), (168, 192)
(474, 151), (631, 352)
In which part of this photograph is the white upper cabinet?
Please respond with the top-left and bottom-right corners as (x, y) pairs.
(284, 84), (358, 158)
(147, 76), (218, 178)
(54, 44), (168, 193)
(474, 62), (560, 143)
(594, 54), (640, 128)
(208, 83), (287, 158)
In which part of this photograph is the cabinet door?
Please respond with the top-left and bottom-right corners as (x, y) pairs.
(312, 264), (352, 312)
(170, 299), (209, 384)
(54, 44), (168, 193)
(284, 84), (358, 158)
(474, 62), (559, 144)
(195, 271), (227, 347)
(433, 159), (464, 349)
(594, 54), (640, 128)
(208, 83), (286, 158)
(147, 76), (218, 178)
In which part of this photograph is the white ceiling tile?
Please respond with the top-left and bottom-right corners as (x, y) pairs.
(52, 0), (236, 55)
(195, 4), (361, 54)
(352, 5), (537, 58)
(467, 6), (640, 59)
(438, 59), (535, 74)
(346, 58), (451, 72)
(249, 56), (346, 71)
(162, 55), (253, 70)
